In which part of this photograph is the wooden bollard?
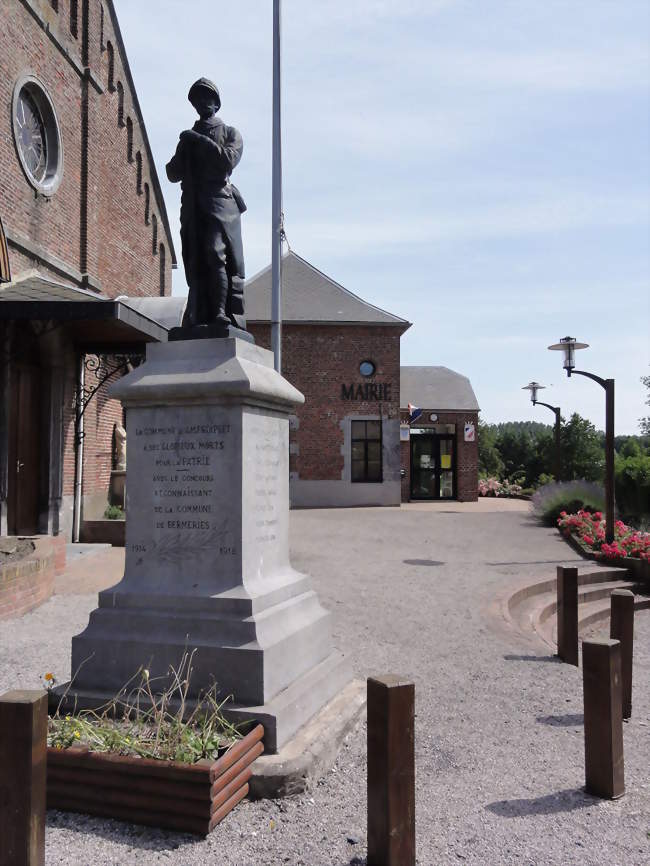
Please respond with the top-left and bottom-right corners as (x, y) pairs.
(556, 566), (578, 665)
(367, 676), (415, 866)
(582, 639), (624, 799)
(0, 690), (48, 866)
(610, 589), (634, 719)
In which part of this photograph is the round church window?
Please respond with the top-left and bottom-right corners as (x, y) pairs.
(12, 76), (63, 195)
(359, 360), (376, 377)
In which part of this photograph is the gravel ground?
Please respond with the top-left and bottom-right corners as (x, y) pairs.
(1, 504), (648, 866)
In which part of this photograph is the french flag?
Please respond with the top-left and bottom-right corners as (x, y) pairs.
(408, 403), (422, 423)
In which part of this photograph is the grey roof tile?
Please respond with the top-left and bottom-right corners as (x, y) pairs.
(400, 366), (480, 411)
(244, 251), (410, 326)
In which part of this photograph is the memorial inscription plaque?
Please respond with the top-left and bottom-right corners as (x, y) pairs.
(125, 408), (240, 592)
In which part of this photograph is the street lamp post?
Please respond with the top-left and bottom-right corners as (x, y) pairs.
(548, 337), (615, 544)
(271, 0), (283, 373)
(522, 381), (562, 482)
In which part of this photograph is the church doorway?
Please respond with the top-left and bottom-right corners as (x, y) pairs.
(7, 361), (41, 534)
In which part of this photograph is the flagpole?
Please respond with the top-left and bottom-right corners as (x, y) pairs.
(271, 0), (282, 373)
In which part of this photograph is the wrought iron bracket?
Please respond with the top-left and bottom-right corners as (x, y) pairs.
(73, 352), (142, 424)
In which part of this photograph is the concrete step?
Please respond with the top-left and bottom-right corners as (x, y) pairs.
(540, 580), (634, 647)
(506, 567), (629, 623)
(575, 594), (650, 640)
(504, 566), (646, 652)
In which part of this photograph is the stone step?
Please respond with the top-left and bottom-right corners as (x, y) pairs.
(571, 594), (649, 643)
(507, 567), (629, 614)
(538, 580), (633, 648)
(504, 566), (644, 653)
(538, 579), (634, 627)
(507, 581), (629, 642)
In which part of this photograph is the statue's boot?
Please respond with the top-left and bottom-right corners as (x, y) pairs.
(213, 267), (231, 327)
(228, 276), (247, 330)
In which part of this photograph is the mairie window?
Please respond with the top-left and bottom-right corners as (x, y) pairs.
(351, 420), (382, 483)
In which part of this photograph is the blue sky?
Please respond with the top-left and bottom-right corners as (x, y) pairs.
(115, 0), (649, 434)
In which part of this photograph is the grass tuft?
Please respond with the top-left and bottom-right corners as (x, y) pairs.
(48, 651), (243, 763)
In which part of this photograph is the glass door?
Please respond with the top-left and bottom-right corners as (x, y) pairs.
(410, 434), (455, 500)
(410, 435), (436, 499)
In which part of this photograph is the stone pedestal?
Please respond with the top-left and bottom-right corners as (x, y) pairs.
(64, 338), (350, 752)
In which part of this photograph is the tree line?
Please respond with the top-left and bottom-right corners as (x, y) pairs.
(478, 414), (650, 523)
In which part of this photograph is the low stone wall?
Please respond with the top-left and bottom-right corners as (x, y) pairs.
(0, 536), (65, 620)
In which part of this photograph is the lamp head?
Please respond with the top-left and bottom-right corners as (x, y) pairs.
(548, 336), (589, 374)
(522, 381), (545, 404)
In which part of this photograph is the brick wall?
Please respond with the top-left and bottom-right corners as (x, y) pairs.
(1, 0), (83, 280)
(249, 323), (403, 482)
(0, 0), (172, 296)
(94, 2), (170, 297)
(399, 409), (478, 502)
(59, 359), (124, 503)
(0, 535), (64, 620)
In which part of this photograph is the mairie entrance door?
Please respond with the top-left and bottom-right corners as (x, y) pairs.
(7, 363), (41, 535)
(409, 433), (455, 500)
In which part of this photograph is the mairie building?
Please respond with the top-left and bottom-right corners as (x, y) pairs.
(245, 252), (479, 508)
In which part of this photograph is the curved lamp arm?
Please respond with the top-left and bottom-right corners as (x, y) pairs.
(569, 369), (607, 388)
(533, 400), (561, 416)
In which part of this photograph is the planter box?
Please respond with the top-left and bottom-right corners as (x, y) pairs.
(560, 530), (650, 584)
(47, 723), (264, 834)
(79, 519), (125, 547)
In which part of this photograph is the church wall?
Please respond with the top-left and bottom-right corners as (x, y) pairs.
(0, 0), (84, 284)
(0, 0), (175, 538)
(0, 0), (172, 295)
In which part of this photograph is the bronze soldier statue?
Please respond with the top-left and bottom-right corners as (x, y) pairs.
(166, 78), (249, 336)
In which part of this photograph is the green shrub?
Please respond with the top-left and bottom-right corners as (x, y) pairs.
(104, 505), (125, 520)
(615, 453), (650, 526)
(531, 480), (606, 527)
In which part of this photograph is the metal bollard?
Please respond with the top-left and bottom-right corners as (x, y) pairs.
(556, 566), (579, 666)
(367, 675), (416, 866)
(0, 690), (48, 866)
(610, 589), (634, 719)
(582, 639), (624, 799)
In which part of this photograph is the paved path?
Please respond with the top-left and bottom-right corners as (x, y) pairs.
(1, 501), (648, 865)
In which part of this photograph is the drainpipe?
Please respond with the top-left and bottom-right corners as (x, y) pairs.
(72, 353), (85, 542)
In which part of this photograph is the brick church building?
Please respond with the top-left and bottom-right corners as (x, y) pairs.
(0, 0), (180, 541)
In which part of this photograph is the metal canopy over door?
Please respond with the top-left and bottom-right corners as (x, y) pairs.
(7, 362), (41, 534)
(409, 432), (455, 500)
